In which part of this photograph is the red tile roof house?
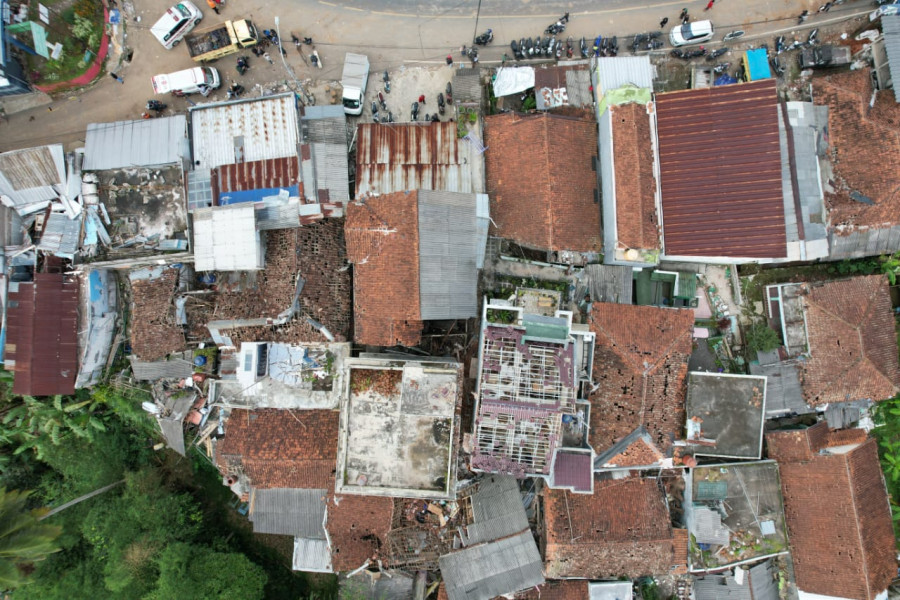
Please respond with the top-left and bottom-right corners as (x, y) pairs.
(215, 408), (393, 573)
(812, 69), (900, 259)
(655, 80), (798, 263)
(767, 423), (896, 600)
(588, 302), (694, 461)
(542, 475), (688, 578)
(4, 272), (78, 395)
(599, 100), (662, 267)
(769, 276), (900, 406)
(484, 112), (601, 255)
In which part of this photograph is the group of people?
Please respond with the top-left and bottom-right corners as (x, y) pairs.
(660, 4), (714, 28)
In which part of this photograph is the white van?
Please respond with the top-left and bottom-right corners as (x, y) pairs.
(151, 66), (220, 95)
(151, 1), (203, 50)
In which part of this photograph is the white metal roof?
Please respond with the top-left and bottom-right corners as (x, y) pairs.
(0, 144), (66, 215)
(84, 116), (188, 170)
(192, 203), (263, 271)
(595, 56), (654, 94)
(189, 93), (299, 170)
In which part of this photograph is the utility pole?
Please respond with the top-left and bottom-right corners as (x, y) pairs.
(274, 16), (312, 106)
(472, 0), (483, 46)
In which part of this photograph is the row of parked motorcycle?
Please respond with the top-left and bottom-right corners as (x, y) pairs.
(370, 79), (454, 124)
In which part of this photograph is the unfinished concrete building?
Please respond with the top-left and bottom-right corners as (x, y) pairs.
(471, 303), (594, 488)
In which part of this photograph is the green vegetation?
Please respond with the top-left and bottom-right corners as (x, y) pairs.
(744, 322), (782, 357)
(871, 395), (900, 547)
(486, 308), (518, 324)
(0, 487), (62, 588)
(26, 0), (104, 86)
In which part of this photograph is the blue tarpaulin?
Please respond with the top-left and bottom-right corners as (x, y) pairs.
(218, 186), (298, 206)
(744, 48), (771, 81)
(714, 74), (738, 86)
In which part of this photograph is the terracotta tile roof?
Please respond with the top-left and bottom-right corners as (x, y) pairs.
(484, 112), (601, 252)
(130, 268), (186, 361)
(766, 422), (870, 462)
(767, 432), (896, 600)
(216, 408), (339, 489)
(610, 102), (660, 252)
(812, 69), (900, 231)
(515, 580), (589, 600)
(588, 303), (694, 453)
(345, 192), (422, 346)
(543, 476), (677, 578)
(326, 492), (393, 572)
(655, 80), (787, 258)
(6, 273), (78, 396)
(672, 528), (689, 575)
(608, 436), (665, 468)
(800, 276), (900, 405)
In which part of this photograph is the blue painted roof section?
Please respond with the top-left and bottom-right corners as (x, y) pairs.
(219, 185), (299, 205)
(714, 74), (738, 86)
(746, 49), (771, 81)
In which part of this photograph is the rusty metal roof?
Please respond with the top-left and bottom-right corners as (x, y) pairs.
(211, 157), (300, 201)
(656, 80), (787, 259)
(355, 122), (475, 196)
(5, 273), (79, 395)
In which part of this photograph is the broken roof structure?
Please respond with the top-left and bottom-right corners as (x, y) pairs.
(484, 111), (600, 253)
(767, 424), (895, 600)
(4, 272), (78, 395)
(588, 303), (694, 455)
(335, 356), (462, 499)
(345, 190), (488, 347)
(0, 144), (68, 215)
(472, 305), (591, 480)
(655, 80), (788, 261)
(543, 476), (686, 578)
(355, 122), (482, 196)
(594, 425), (667, 470)
(533, 63), (593, 111)
(128, 266), (186, 361)
(83, 116), (188, 170)
(192, 203), (265, 272)
(687, 462), (789, 570)
(75, 269), (117, 388)
(812, 69), (900, 258)
(439, 531), (544, 600)
(189, 93), (299, 170)
(685, 373), (767, 460)
(769, 276), (900, 406)
(693, 560), (779, 600)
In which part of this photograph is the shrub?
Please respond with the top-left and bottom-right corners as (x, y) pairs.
(745, 322), (781, 356)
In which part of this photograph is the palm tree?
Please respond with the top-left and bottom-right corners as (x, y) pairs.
(0, 487), (61, 589)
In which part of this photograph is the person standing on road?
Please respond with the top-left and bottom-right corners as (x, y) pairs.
(705, 0), (714, 10)
(446, 53), (453, 65)
(263, 52), (274, 64)
(660, 17), (669, 28)
(679, 8), (688, 20)
(207, 0), (219, 15)
(418, 94), (426, 105)
(110, 73), (124, 83)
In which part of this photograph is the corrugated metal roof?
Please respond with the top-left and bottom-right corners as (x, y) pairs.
(292, 537), (333, 573)
(595, 56), (654, 94)
(692, 506), (731, 545)
(693, 573), (752, 600)
(656, 80), (787, 259)
(5, 272), (78, 395)
(159, 418), (187, 456)
(749, 560), (779, 600)
(310, 142), (350, 203)
(130, 355), (194, 381)
(588, 581), (634, 600)
(0, 205), (24, 247)
(439, 531), (544, 600)
(303, 105), (348, 144)
(356, 122), (475, 196)
(749, 361), (809, 418)
(37, 212), (81, 257)
(83, 116), (187, 170)
(0, 144), (66, 214)
(417, 190), (481, 320)
(192, 204), (263, 271)
(256, 200), (301, 230)
(452, 68), (483, 104)
(882, 16), (900, 99)
(249, 488), (327, 537)
(462, 474), (528, 546)
(551, 450), (593, 492)
(212, 157), (300, 200)
(190, 93), (300, 170)
(585, 264), (633, 304)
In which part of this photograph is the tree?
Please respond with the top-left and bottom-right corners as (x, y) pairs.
(0, 487), (62, 589)
(744, 322), (782, 356)
(147, 543), (267, 600)
(1, 395), (106, 460)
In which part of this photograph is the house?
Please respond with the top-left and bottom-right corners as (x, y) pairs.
(214, 408), (394, 574)
(810, 68), (900, 258)
(542, 475), (687, 578)
(4, 272), (78, 395)
(484, 111), (600, 254)
(693, 559), (779, 600)
(595, 56), (661, 266)
(655, 81), (793, 262)
(686, 462), (789, 570)
(533, 63), (593, 111)
(345, 190), (488, 347)
(355, 121), (483, 197)
(588, 303), (694, 455)
(472, 305), (595, 488)
(335, 355), (462, 499)
(685, 372), (767, 460)
(128, 266), (187, 362)
(766, 276), (900, 406)
(513, 580), (591, 599)
(766, 423), (896, 600)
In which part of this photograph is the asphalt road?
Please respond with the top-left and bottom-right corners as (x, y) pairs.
(0, 0), (873, 152)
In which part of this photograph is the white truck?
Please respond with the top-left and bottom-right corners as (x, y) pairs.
(341, 53), (369, 116)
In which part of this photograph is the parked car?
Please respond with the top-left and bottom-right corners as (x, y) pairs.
(150, 1), (203, 50)
(799, 45), (851, 69)
(185, 19), (259, 62)
(670, 20), (715, 46)
(151, 66), (220, 96)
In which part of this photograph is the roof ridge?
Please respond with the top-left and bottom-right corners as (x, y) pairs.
(543, 113), (555, 249)
(844, 448), (872, 600)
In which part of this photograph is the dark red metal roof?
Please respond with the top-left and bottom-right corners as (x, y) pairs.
(6, 272), (78, 396)
(655, 80), (787, 258)
(211, 157), (300, 203)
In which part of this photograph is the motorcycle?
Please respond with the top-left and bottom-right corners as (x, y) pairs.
(670, 48), (688, 59)
(236, 56), (249, 75)
(713, 62), (729, 74)
(770, 56), (785, 76)
(446, 82), (453, 104)
(723, 30), (745, 42)
(437, 92), (445, 115)
(146, 99), (167, 112)
(566, 37), (574, 58)
(705, 47), (728, 61)
(475, 28), (493, 45)
(466, 46), (479, 63)
(807, 28), (819, 46)
(226, 83), (244, 100)
(411, 101), (419, 121)
(310, 47), (322, 68)
(511, 39), (520, 60)
(371, 100), (379, 121)
(580, 36), (588, 58)
(545, 19), (566, 35)
(383, 70), (391, 93)
(798, 9), (809, 23)
(687, 47), (708, 58)
(775, 35), (785, 54)
(378, 91), (387, 111)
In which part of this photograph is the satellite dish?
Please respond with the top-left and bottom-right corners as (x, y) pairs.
(625, 248), (639, 261)
(141, 402), (161, 415)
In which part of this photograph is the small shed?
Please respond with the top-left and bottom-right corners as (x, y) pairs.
(743, 49), (771, 81)
(192, 203), (264, 271)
